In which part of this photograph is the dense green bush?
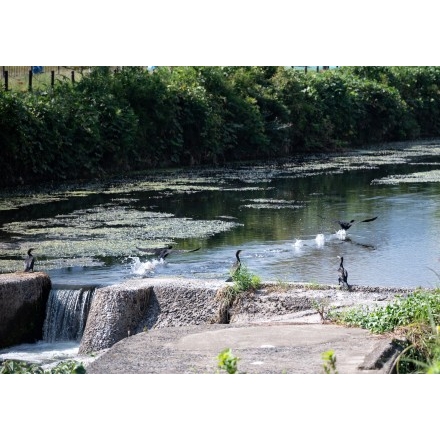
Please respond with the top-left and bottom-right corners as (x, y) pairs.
(1, 66), (440, 187)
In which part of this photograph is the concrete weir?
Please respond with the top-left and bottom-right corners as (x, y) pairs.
(78, 277), (406, 355)
(78, 278), (225, 354)
(0, 272), (52, 349)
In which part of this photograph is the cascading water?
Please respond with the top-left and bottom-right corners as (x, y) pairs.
(43, 287), (95, 342)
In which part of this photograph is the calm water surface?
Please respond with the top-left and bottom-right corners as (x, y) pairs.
(2, 141), (440, 289)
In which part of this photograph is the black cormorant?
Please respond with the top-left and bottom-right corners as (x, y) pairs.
(226, 250), (242, 282)
(336, 216), (378, 231)
(24, 248), (35, 272)
(136, 245), (201, 260)
(337, 255), (350, 290)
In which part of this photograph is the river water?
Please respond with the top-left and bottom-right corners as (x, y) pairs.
(2, 140), (440, 290)
(2, 140), (440, 365)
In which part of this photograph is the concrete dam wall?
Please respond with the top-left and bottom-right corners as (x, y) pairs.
(0, 272), (52, 349)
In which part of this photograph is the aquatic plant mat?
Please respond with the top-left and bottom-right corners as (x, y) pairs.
(1, 139), (440, 274)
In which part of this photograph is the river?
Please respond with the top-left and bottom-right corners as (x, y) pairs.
(2, 140), (440, 366)
(1, 140), (440, 289)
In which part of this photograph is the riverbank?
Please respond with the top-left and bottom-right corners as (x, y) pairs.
(82, 280), (416, 374)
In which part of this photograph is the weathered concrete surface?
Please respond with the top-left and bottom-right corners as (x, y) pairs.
(82, 278), (412, 373)
(79, 278), (414, 355)
(79, 278), (225, 354)
(230, 282), (412, 324)
(86, 322), (403, 374)
(79, 280), (151, 354)
(0, 272), (52, 349)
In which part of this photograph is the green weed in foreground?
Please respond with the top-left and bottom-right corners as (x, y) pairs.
(330, 290), (440, 334)
(230, 264), (261, 294)
(330, 289), (440, 373)
(217, 348), (240, 374)
(321, 350), (338, 374)
(0, 359), (86, 374)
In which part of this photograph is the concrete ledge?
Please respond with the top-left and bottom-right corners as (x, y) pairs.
(77, 277), (411, 356)
(78, 278), (225, 354)
(86, 323), (397, 374)
(0, 272), (52, 349)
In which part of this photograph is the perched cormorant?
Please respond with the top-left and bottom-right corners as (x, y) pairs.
(337, 255), (350, 290)
(136, 245), (200, 260)
(24, 248), (35, 272)
(335, 216), (378, 231)
(226, 250), (242, 282)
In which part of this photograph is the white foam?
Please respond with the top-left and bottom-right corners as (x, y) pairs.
(293, 239), (304, 249)
(336, 229), (347, 240)
(315, 234), (325, 246)
(129, 257), (163, 276)
(0, 341), (79, 368)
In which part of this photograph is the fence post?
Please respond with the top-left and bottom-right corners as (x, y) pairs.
(4, 70), (8, 91)
(51, 70), (55, 88)
(71, 70), (75, 83)
(28, 69), (33, 91)
(305, 66), (308, 73)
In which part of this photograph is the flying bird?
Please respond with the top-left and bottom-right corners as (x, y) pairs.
(24, 248), (36, 272)
(337, 255), (350, 290)
(318, 214), (378, 232)
(335, 216), (378, 231)
(136, 245), (200, 260)
(226, 249), (242, 282)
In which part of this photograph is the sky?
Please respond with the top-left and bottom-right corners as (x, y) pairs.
(3, 1), (439, 66)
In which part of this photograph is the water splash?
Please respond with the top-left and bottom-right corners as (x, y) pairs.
(129, 256), (164, 276)
(336, 229), (347, 240)
(0, 341), (79, 369)
(292, 239), (304, 250)
(315, 234), (325, 247)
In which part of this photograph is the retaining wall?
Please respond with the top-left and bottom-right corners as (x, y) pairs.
(0, 272), (52, 349)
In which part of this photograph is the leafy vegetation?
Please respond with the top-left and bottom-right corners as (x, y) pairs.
(321, 350), (338, 374)
(217, 348), (240, 374)
(330, 290), (440, 373)
(216, 264), (261, 324)
(0, 359), (86, 374)
(2, 66), (440, 188)
(330, 290), (440, 333)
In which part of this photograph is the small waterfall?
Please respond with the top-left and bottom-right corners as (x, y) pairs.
(43, 287), (95, 343)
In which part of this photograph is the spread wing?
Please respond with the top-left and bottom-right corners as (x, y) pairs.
(136, 246), (170, 257)
(171, 247), (201, 254)
(360, 216), (378, 223)
(136, 246), (200, 258)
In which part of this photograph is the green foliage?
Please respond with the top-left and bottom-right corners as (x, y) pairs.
(331, 290), (440, 334)
(0, 359), (45, 374)
(311, 298), (333, 322)
(217, 348), (240, 374)
(46, 360), (86, 374)
(231, 264), (261, 293)
(2, 66), (440, 187)
(321, 350), (338, 374)
(330, 290), (440, 373)
(217, 264), (261, 324)
(0, 359), (86, 374)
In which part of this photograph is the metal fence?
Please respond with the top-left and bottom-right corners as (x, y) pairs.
(1, 66), (89, 77)
(0, 66), (93, 91)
